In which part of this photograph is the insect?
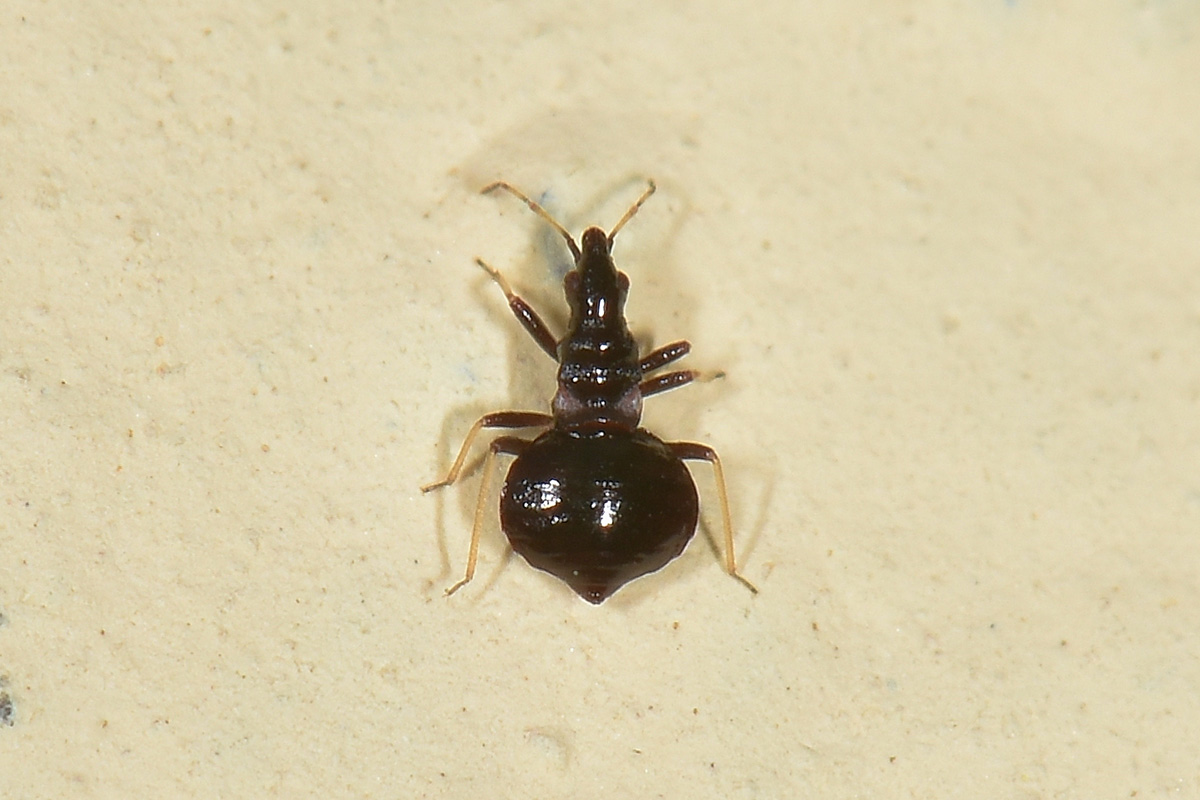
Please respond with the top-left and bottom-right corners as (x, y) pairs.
(422, 180), (757, 604)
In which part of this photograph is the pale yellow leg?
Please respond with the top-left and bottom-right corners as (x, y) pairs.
(422, 412), (551, 493)
(705, 450), (759, 594)
(421, 417), (487, 493)
(444, 444), (502, 596)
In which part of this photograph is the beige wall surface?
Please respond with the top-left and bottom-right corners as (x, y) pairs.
(2, 1), (1198, 797)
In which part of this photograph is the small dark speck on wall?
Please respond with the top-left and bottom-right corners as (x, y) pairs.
(0, 691), (13, 727)
(0, 613), (12, 726)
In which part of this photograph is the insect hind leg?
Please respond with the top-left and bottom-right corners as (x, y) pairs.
(669, 441), (758, 595)
(445, 435), (530, 597)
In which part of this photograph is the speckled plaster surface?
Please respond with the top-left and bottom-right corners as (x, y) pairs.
(1, 2), (1198, 797)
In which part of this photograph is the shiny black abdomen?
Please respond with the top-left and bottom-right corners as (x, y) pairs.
(501, 429), (699, 604)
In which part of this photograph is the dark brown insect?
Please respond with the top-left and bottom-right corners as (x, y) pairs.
(423, 180), (756, 604)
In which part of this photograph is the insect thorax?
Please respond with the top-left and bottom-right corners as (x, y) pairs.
(553, 327), (643, 432)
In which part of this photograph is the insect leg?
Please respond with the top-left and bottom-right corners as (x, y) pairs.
(669, 441), (758, 595)
(445, 435), (529, 597)
(639, 340), (691, 374)
(421, 411), (551, 492)
(475, 258), (559, 360)
(640, 369), (725, 399)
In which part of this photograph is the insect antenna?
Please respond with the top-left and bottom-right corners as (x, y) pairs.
(607, 180), (657, 245)
(481, 181), (580, 261)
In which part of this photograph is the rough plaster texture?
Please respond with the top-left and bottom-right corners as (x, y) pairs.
(1, 1), (1198, 797)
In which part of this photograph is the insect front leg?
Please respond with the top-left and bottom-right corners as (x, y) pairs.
(475, 258), (559, 360)
(639, 369), (726, 398)
(639, 340), (726, 398)
(639, 340), (691, 374)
